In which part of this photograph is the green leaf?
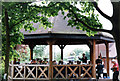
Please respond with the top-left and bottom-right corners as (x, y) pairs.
(62, 11), (64, 15)
(63, 16), (66, 20)
(76, 27), (79, 29)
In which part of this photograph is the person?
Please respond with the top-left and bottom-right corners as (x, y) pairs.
(96, 56), (102, 65)
(46, 61), (48, 64)
(111, 59), (119, 81)
(103, 68), (107, 79)
(67, 60), (73, 64)
(31, 59), (36, 64)
(13, 58), (17, 64)
(36, 58), (39, 64)
(88, 61), (91, 64)
(96, 62), (104, 79)
(78, 53), (87, 63)
(39, 60), (43, 64)
(77, 60), (81, 64)
(16, 59), (20, 64)
(96, 56), (104, 79)
(53, 60), (57, 65)
(58, 59), (64, 65)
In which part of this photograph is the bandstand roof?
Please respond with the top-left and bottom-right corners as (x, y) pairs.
(21, 11), (114, 45)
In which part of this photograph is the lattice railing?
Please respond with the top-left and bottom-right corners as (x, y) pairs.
(52, 65), (93, 79)
(9, 64), (93, 80)
(9, 64), (49, 80)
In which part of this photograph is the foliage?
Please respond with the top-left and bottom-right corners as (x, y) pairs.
(54, 52), (61, 62)
(2, 2), (53, 79)
(32, 2), (102, 36)
(73, 48), (84, 56)
(14, 45), (30, 63)
(33, 45), (47, 59)
(0, 56), (5, 80)
(85, 51), (90, 60)
(2, 1), (55, 60)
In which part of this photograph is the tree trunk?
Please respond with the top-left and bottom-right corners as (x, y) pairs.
(5, 8), (10, 81)
(111, 2), (120, 66)
(112, 30), (120, 66)
(115, 37), (120, 66)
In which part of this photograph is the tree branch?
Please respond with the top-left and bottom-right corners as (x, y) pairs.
(12, 16), (30, 27)
(69, 5), (111, 33)
(31, 2), (60, 9)
(12, 2), (60, 27)
(92, 2), (112, 20)
(76, 17), (111, 33)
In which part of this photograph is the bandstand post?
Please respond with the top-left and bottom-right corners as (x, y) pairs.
(105, 41), (109, 76)
(92, 39), (96, 78)
(47, 41), (54, 80)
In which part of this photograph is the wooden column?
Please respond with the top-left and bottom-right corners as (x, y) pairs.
(47, 41), (54, 80)
(87, 41), (93, 63)
(58, 45), (66, 60)
(49, 44), (52, 79)
(92, 40), (96, 78)
(30, 48), (33, 60)
(90, 45), (93, 62)
(29, 44), (35, 60)
(61, 48), (63, 60)
(105, 42), (109, 76)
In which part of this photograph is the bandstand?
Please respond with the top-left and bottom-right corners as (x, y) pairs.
(8, 11), (114, 81)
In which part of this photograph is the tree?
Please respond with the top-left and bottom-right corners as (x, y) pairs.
(2, 2), (53, 80)
(54, 52), (61, 61)
(33, 45), (47, 59)
(32, 1), (120, 66)
(73, 48), (84, 56)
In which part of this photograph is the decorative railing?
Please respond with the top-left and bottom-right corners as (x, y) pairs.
(8, 64), (49, 80)
(8, 64), (93, 80)
(52, 65), (93, 79)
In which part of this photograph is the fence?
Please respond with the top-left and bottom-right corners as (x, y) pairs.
(8, 64), (93, 80)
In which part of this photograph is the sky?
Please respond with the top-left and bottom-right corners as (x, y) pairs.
(97, 0), (113, 30)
